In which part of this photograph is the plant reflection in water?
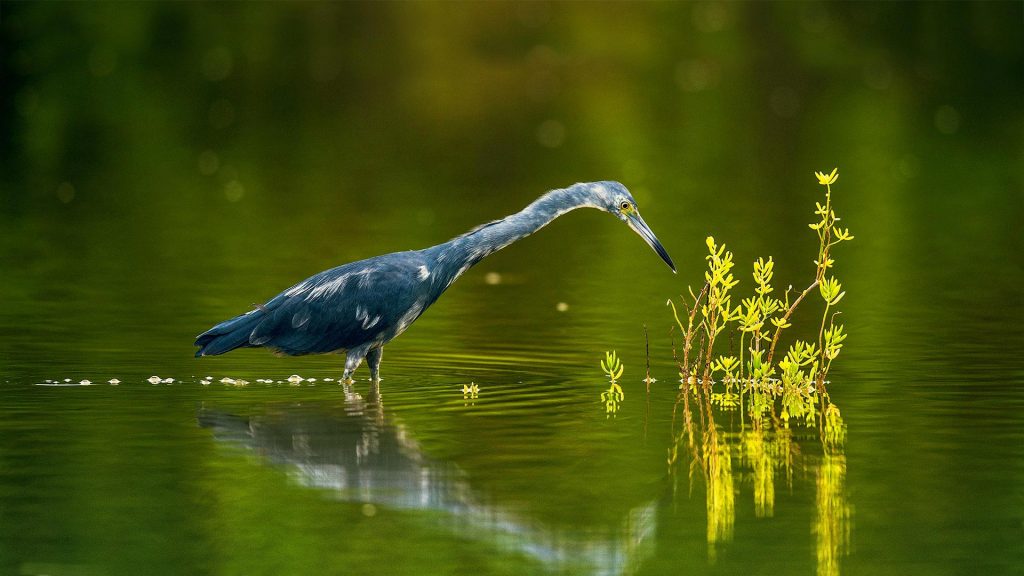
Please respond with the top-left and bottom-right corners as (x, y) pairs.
(669, 384), (851, 576)
(198, 381), (656, 576)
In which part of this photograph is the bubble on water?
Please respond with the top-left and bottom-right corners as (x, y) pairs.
(108, 379), (120, 385)
(220, 377), (236, 384)
(79, 380), (92, 386)
(200, 379), (211, 386)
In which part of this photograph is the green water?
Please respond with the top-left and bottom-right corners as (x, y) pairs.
(2, 3), (1022, 575)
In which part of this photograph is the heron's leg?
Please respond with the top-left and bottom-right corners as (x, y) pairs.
(367, 347), (383, 382)
(341, 352), (365, 384)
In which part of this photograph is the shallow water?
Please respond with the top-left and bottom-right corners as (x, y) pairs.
(2, 3), (1023, 575)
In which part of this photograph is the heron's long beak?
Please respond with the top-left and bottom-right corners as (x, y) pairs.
(626, 213), (676, 273)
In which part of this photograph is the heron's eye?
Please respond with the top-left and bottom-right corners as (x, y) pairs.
(620, 201), (632, 211)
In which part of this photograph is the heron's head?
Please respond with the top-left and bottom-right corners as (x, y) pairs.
(577, 181), (676, 273)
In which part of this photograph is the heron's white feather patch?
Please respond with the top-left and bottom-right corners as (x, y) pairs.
(394, 301), (425, 336)
(291, 310), (311, 329)
(417, 265), (430, 280)
(285, 281), (311, 297)
(306, 274), (349, 300)
(249, 328), (271, 346)
(357, 270), (375, 289)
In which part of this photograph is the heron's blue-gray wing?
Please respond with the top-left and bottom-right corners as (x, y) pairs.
(247, 257), (426, 355)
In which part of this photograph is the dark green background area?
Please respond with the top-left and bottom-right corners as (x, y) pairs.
(1, 3), (1022, 575)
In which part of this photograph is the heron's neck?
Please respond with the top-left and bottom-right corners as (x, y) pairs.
(428, 186), (594, 287)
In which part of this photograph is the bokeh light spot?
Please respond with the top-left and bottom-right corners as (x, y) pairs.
(202, 47), (234, 81)
(676, 59), (719, 93)
(198, 150), (220, 176)
(56, 182), (75, 204)
(536, 119), (565, 148)
(224, 180), (245, 202)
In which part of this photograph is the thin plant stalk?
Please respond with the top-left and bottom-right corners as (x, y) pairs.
(767, 280), (818, 365)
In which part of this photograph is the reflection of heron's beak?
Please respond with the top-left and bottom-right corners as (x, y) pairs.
(627, 213), (676, 273)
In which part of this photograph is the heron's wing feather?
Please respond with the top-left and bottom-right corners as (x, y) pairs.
(249, 258), (424, 355)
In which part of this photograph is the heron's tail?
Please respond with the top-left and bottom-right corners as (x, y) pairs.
(194, 311), (264, 357)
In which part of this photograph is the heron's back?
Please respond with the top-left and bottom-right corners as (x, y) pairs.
(195, 251), (441, 357)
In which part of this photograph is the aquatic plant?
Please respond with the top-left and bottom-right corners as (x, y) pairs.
(462, 382), (479, 398)
(600, 351), (625, 414)
(601, 350), (624, 382)
(710, 356), (740, 409)
(668, 168), (853, 426)
(643, 325), (656, 390)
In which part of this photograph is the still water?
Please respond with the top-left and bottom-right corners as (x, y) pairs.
(2, 3), (1022, 575)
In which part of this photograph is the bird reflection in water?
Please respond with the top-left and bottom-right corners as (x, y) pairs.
(198, 381), (655, 576)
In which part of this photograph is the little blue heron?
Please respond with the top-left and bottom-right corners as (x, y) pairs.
(195, 181), (675, 381)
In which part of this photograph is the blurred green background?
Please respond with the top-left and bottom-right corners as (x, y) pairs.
(2, 1), (1021, 375)
(1, 2), (1022, 576)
